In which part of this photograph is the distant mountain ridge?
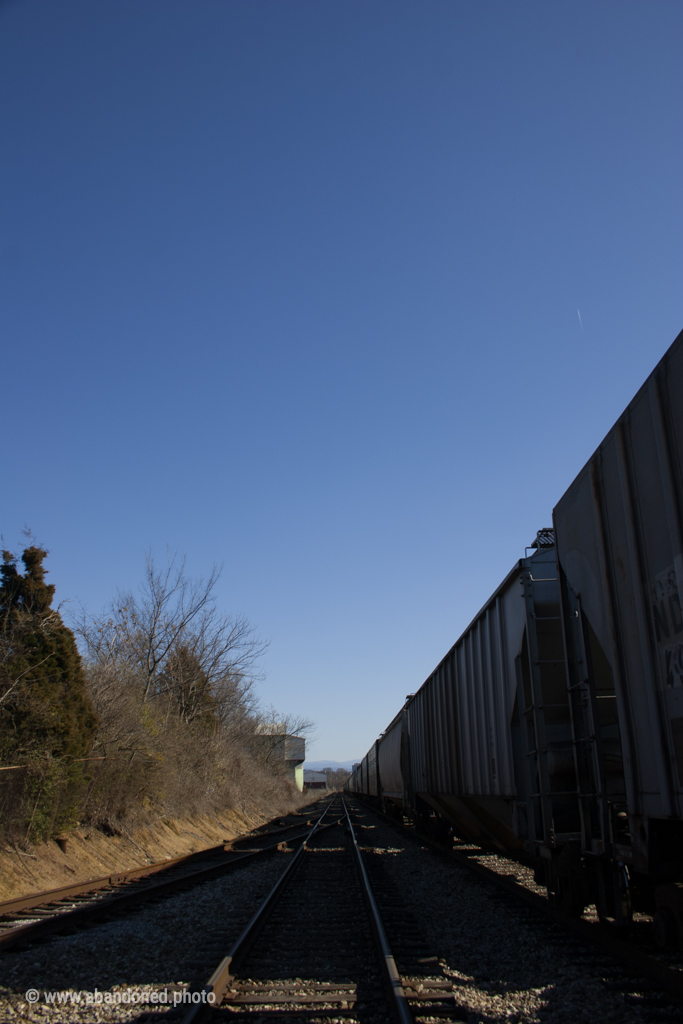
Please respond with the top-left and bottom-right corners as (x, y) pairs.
(303, 759), (359, 771)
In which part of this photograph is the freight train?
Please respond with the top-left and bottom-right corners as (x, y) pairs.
(348, 328), (683, 941)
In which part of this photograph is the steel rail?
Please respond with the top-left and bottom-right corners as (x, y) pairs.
(180, 798), (338, 1024)
(341, 798), (414, 1024)
(349, 796), (683, 1004)
(0, 848), (273, 951)
(0, 848), (228, 919)
(0, 804), (327, 920)
(0, 805), (337, 951)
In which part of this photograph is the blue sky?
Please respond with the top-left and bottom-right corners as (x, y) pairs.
(1, 1), (681, 762)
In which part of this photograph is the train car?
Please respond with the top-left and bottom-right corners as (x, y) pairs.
(345, 763), (359, 794)
(366, 740), (380, 798)
(358, 753), (368, 798)
(554, 327), (683, 927)
(377, 708), (409, 812)
(404, 534), (579, 868)
(355, 535), (580, 886)
(350, 327), (683, 926)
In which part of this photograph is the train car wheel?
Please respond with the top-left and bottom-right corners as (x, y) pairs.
(596, 860), (632, 930)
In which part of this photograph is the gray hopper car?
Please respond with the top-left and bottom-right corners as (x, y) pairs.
(348, 327), (683, 934)
(554, 326), (683, 930)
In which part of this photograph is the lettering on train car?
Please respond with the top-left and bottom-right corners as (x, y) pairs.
(652, 565), (683, 687)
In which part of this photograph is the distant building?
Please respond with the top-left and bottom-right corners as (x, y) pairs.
(303, 770), (327, 790)
(254, 724), (306, 791)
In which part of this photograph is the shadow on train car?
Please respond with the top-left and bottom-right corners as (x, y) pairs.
(351, 328), (683, 943)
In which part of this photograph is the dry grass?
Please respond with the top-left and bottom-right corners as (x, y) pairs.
(79, 663), (305, 835)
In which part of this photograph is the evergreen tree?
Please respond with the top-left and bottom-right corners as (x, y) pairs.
(0, 547), (97, 761)
(0, 547), (97, 840)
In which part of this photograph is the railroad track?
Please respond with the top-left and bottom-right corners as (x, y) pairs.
(350, 796), (683, 1013)
(0, 803), (332, 952)
(155, 796), (461, 1024)
(5, 794), (676, 1021)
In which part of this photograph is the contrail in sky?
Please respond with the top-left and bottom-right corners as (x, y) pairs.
(577, 308), (583, 330)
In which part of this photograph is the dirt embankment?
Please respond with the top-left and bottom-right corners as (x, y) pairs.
(0, 806), (275, 902)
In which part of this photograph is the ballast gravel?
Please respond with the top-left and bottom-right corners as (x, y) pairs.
(353, 805), (683, 1024)
(451, 840), (549, 897)
(0, 851), (292, 1022)
(1, 804), (682, 1024)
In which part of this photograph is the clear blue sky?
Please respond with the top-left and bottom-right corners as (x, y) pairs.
(1, 1), (681, 762)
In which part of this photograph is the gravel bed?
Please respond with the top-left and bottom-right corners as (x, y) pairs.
(352, 803), (683, 1024)
(0, 850), (293, 1023)
(3, 800), (680, 1024)
(452, 840), (549, 898)
(448, 833), (671, 943)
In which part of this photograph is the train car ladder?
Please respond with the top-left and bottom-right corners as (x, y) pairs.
(558, 570), (610, 855)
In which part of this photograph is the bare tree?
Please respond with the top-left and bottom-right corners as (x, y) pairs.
(257, 705), (315, 740)
(251, 706), (315, 774)
(0, 548), (309, 839)
(74, 551), (267, 714)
